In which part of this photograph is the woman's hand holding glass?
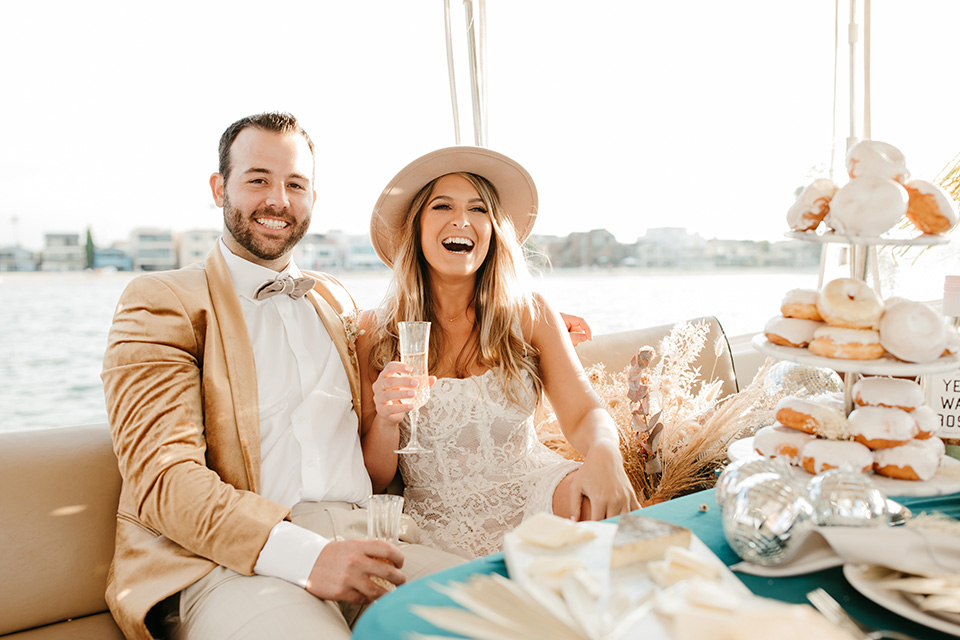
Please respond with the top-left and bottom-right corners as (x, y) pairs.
(372, 364), (435, 453)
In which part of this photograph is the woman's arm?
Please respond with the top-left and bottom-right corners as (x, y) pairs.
(529, 294), (640, 520)
(357, 311), (420, 492)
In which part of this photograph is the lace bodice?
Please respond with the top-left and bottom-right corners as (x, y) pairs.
(400, 368), (580, 558)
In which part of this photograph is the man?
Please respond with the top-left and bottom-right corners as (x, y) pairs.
(101, 112), (464, 639)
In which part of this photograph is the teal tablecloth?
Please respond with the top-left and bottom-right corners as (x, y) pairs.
(352, 489), (960, 640)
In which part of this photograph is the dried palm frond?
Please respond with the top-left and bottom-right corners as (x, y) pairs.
(537, 321), (776, 504)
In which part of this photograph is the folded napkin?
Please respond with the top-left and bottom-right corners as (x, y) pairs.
(732, 525), (960, 577)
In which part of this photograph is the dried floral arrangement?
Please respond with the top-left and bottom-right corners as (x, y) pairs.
(538, 320), (772, 505)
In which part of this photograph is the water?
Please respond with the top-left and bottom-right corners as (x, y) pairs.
(0, 268), (820, 433)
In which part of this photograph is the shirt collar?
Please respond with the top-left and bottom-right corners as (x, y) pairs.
(218, 238), (304, 302)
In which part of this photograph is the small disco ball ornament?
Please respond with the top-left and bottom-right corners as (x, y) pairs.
(715, 457), (787, 513)
(806, 467), (888, 527)
(722, 473), (815, 566)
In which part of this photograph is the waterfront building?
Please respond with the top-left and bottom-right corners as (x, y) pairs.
(0, 245), (38, 272)
(93, 247), (133, 271)
(40, 233), (85, 271)
(129, 228), (176, 272)
(177, 229), (220, 268)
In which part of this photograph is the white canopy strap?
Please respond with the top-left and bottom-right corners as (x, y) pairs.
(463, 0), (488, 147)
(443, 0), (462, 145)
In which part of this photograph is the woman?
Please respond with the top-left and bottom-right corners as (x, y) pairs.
(357, 147), (639, 559)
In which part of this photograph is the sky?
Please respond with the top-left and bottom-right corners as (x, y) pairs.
(2, 1), (958, 251)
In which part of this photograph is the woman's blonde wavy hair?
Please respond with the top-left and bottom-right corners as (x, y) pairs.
(369, 171), (542, 408)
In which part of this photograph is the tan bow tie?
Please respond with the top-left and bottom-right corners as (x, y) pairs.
(254, 275), (316, 301)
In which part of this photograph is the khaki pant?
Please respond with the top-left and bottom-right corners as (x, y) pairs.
(165, 501), (464, 640)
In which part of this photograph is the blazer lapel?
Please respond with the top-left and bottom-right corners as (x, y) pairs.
(205, 246), (263, 492)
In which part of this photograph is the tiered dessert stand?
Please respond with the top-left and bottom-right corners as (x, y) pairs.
(752, 231), (959, 415)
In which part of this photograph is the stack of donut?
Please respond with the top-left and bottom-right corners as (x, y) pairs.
(753, 378), (945, 481)
(764, 278), (957, 363)
(786, 140), (959, 237)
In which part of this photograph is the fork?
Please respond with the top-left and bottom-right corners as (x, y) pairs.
(806, 588), (920, 640)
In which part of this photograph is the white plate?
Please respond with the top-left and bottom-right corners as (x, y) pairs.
(785, 230), (949, 246)
(502, 524), (750, 638)
(728, 437), (960, 497)
(844, 564), (960, 638)
(752, 335), (960, 376)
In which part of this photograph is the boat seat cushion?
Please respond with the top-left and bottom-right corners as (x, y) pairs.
(575, 315), (738, 398)
(0, 424), (122, 638)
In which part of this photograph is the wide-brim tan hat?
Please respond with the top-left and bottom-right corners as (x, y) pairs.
(370, 146), (538, 268)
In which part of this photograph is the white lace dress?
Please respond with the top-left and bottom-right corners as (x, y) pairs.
(399, 368), (581, 559)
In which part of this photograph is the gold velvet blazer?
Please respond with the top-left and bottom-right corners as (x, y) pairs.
(100, 247), (362, 640)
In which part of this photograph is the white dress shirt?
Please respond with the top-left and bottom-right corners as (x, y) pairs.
(218, 240), (372, 588)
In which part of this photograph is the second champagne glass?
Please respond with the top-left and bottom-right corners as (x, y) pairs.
(396, 321), (432, 454)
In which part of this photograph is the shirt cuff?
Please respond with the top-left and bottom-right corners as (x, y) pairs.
(254, 520), (329, 588)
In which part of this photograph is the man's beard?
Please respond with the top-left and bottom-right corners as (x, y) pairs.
(223, 194), (311, 262)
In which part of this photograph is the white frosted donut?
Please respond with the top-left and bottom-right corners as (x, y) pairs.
(754, 425), (816, 464)
(800, 439), (874, 475)
(763, 316), (823, 348)
(787, 178), (838, 232)
(911, 405), (939, 439)
(905, 179), (959, 235)
(845, 140), (909, 182)
(852, 377), (924, 411)
(780, 289), (822, 321)
(919, 435), (946, 458)
(824, 177), (908, 236)
(879, 300), (946, 363)
(848, 406), (917, 449)
(808, 326), (884, 360)
(873, 440), (941, 481)
(774, 396), (849, 438)
(816, 278), (883, 330)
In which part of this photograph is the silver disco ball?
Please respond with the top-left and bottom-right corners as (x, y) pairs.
(806, 468), (887, 527)
(722, 473), (815, 566)
(715, 457), (788, 513)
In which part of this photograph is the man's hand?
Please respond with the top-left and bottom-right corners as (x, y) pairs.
(304, 539), (405, 604)
(559, 312), (592, 347)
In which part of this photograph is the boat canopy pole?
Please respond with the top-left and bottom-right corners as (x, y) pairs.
(443, 0), (462, 145)
(846, 0), (858, 151)
(863, 0), (871, 141)
(463, 0), (488, 147)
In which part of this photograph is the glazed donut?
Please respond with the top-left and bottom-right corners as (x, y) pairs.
(852, 377), (924, 412)
(904, 179), (958, 235)
(845, 140), (909, 183)
(800, 439), (874, 475)
(774, 397), (848, 437)
(816, 278), (883, 330)
(780, 289), (823, 321)
(879, 300), (946, 363)
(786, 178), (838, 232)
(763, 316), (823, 348)
(808, 326), (884, 360)
(919, 435), (946, 458)
(824, 177), (908, 236)
(754, 425), (816, 464)
(873, 440), (941, 481)
(911, 405), (938, 440)
(847, 406), (917, 449)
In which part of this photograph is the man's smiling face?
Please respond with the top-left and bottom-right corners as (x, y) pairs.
(213, 127), (316, 269)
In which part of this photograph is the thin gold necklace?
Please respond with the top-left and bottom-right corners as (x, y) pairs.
(441, 308), (468, 323)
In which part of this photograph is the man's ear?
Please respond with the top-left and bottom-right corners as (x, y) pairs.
(210, 173), (225, 207)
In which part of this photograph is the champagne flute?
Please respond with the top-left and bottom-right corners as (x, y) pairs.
(395, 321), (432, 454)
(367, 494), (404, 591)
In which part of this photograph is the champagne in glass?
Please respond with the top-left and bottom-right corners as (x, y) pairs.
(396, 321), (432, 454)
